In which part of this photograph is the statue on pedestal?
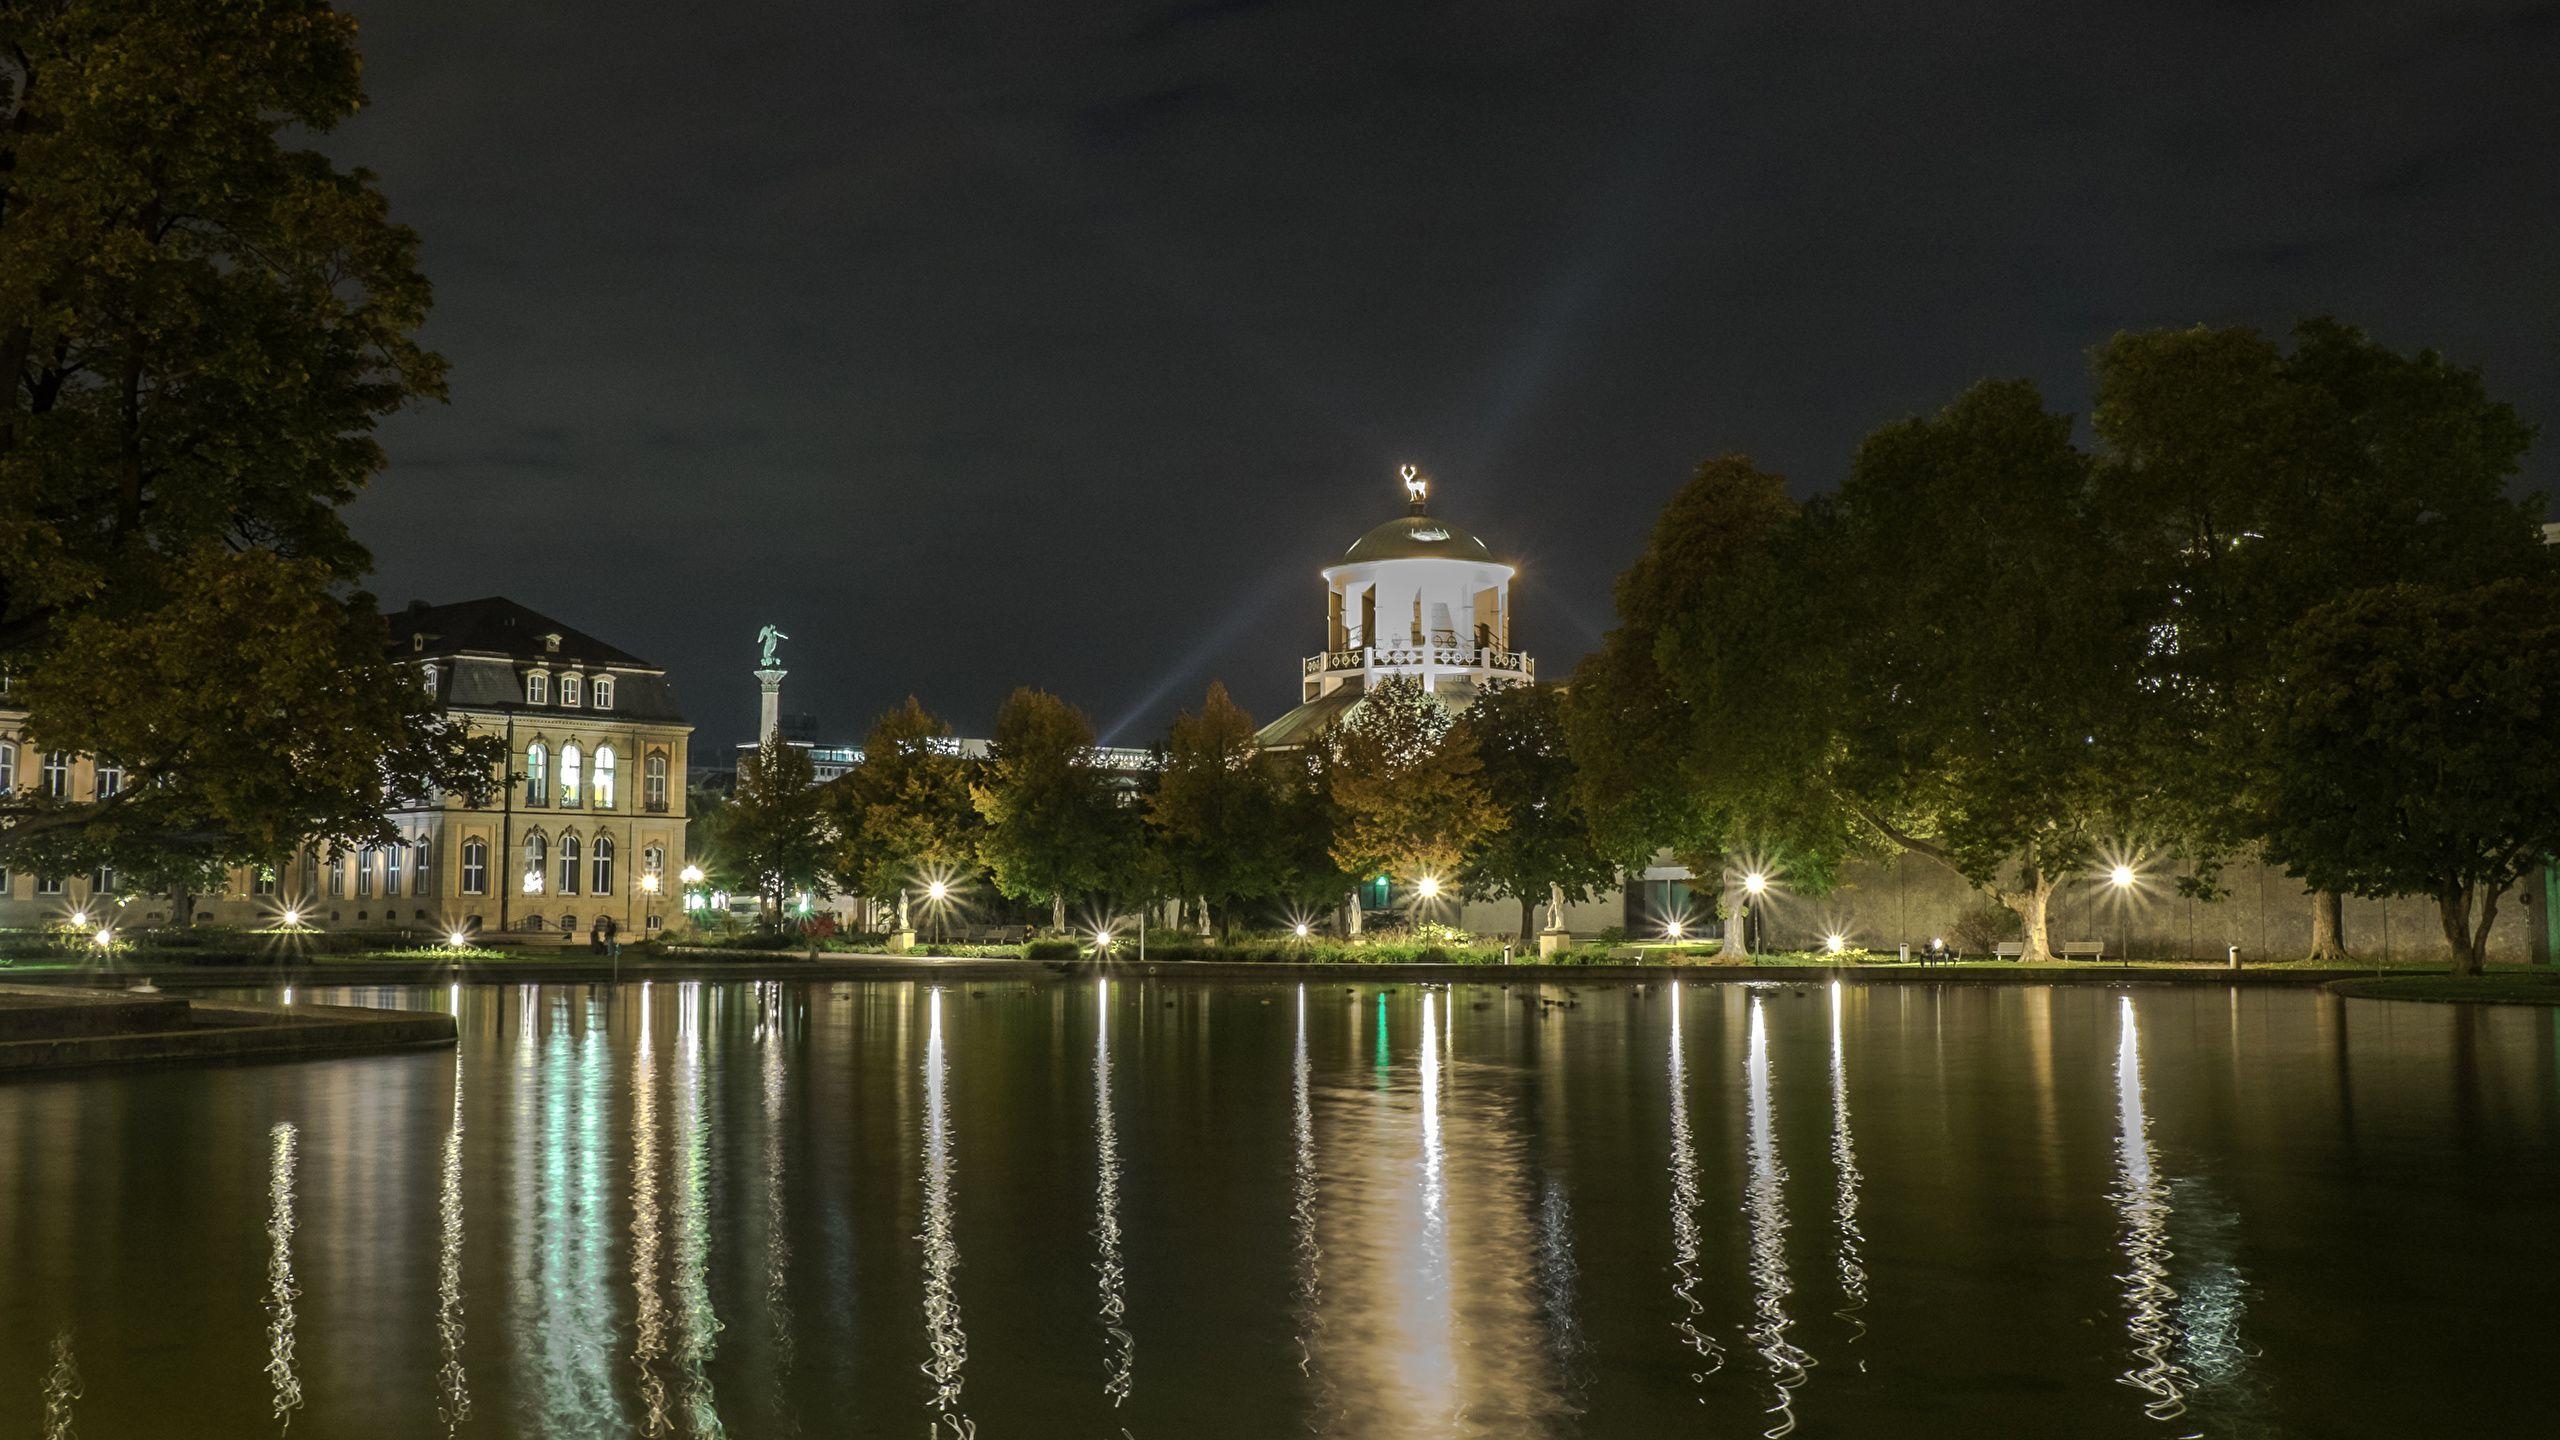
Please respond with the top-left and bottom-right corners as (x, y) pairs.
(756, 624), (788, 668)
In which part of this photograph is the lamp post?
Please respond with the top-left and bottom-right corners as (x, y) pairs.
(1740, 870), (1768, 955)
(2110, 864), (2135, 963)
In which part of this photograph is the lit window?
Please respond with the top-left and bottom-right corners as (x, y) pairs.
(561, 673), (583, 707)
(526, 670), (549, 706)
(355, 847), (373, 898)
(592, 834), (614, 895)
(327, 849), (345, 897)
(0, 740), (15, 792)
(644, 751), (668, 810)
(593, 746), (616, 809)
(422, 663), (438, 695)
(42, 751), (72, 797)
(461, 840), (487, 896)
(523, 833), (547, 893)
(592, 676), (614, 709)
(413, 836), (431, 892)
(37, 875), (64, 895)
(559, 833), (582, 895)
(384, 842), (403, 898)
(525, 743), (549, 807)
(561, 743), (583, 807)
(94, 761), (123, 799)
(254, 866), (278, 896)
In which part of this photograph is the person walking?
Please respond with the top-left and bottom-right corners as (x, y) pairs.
(604, 915), (621, 962)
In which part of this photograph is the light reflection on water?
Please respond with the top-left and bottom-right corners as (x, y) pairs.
(1742, 997), (1812, 1437)
(10, 978), (2556, 1437)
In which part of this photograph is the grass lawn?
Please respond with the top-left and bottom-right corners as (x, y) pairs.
(2325, 969), (2560, 1005)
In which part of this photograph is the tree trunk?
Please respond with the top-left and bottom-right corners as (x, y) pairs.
(2436, 883), (2482, 977)
(1518, 896), (1535, 946)
(2307, 890), (2347, 964)
(2013, 862), (2057, 962)
(1727, 884), (1752, 958)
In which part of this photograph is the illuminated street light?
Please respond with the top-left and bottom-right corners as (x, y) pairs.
(1414, 875), (1441, 900)
(640, 872), (661, 895)
(447, 929), (469, 948)
(679, 864), (705, 887)
(69, 910), (89, 930)
(1826, 932), (1847, 955)
(281, 907), (302, 929)
(927, 879), (949, 902)
(1665, 917), (1686, 941)
(1294, 922), (1311, 939)
(1742, 872), (1768, 897)
(92, 926), (113, 949)
(2111, 864), (2136, 889)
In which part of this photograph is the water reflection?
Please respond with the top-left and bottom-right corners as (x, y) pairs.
(43, 1329), (79, 1440)
(1743, 997), (1811, 1436)
(436, 1054), (470, 1435)
(1827, 983), (1869, 1342)
(2110, 995), (2190, 1421)
(1666, 984), (1723, 1384)
(1290, 983), (1321, 1374)
(631, 985), (671, 1433)
(672, 983), (723, 1435)
(761, 983), (795, 1385)
(920, 988), (969, 1428)
(1094, 977), (1134, 1405)
(265, 1120), (303, 1427)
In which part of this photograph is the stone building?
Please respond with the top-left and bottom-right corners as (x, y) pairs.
(0, 598), (691, 941)
(387, 598), (691, 941)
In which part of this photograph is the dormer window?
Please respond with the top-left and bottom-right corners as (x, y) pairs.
(542, 632), (562, 655)
(592, 675), (614, 710)
(411, 633), (427, 653)
(422, 663), (438, 695)
(526, 670), (549, 705)
(561, 673), (583, 708)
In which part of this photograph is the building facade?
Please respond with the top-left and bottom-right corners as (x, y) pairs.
(389, 598), (691, 941)
(0, 598), (691, 940)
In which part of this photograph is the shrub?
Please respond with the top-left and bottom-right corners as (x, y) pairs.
(1947, 902), (2022, 957)
(1024, 938), (1082, 960)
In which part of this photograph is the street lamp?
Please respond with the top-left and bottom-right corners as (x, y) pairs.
(2109, 863), (2136, 961)
(1826, 932), (1847, 955)
(1414, 874), (1441, 900)
(447, 929), (469, 949)
(1665, 916), (1686, 942)
(927, 879), (949, 902)
(640, 872), (661, 895)
(1739, 871), (1769, 953)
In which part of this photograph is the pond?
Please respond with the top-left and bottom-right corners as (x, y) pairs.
(1, 977), (2554, 1438)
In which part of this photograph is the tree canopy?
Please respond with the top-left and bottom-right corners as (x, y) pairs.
(1326, 674), (1504, 887)
(971, 687), (1140, 925)
(1452, 682), (1615, 941)
(0, 0), (497, 872)
(706, 739), (830, 919)
(824, 697), (980, 904)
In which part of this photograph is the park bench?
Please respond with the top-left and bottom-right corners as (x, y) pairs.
(2060, 940), (2107, 961)
(1993, 942), (2024, 960)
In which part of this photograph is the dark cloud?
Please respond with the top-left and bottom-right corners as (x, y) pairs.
(331, 0), (2560, 754)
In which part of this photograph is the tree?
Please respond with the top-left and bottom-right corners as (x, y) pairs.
(713, 740), (829, 921)
(0, 2), (496, 872)
(824, 697), (979, 906)
(1326, 674), (1505, 892)
(1147, 682), (1291, 933)
(972, 688), (1139, 929)
(2092, 318), (2545, 959)
(1779, 384), (2158, 960)
(1453, 682), (1616, 941)
(2258, 579), (2560, 975)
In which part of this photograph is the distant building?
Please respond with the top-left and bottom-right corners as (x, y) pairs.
(391, 598), (693, 940)
(1255, 465), (1532, 750)
(0, 597), (693, 940)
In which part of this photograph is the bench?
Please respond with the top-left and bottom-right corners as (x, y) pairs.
(2061, 940), (2107, 961)
(1993, 942), (2024, 960)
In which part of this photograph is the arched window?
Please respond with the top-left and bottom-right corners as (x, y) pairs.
(0, 739), (14, 791)
(525, 669), (549, 705)
(561, 743), (583, 808)
(383, 842), (402, 898)
(523, 832), (547, 893)
(525, 742), (550, 807)
(559, 833), (582, 895)
(355, 847), (373, 898)
(592, 676), (615, 710)
(327, 847), (345, 897)
(413, 835), (432, 892)
(593, 746), (616, 809)
(461, 839), (488, 896)
(644, 751), (669, 811)
(561, 673), (583, 707)
(592, 834), (615, 895)
(422, 663), (438, 695)
(644, 844), (665, 886)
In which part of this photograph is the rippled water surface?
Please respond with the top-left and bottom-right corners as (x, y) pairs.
(4, 977), (2556, 1438)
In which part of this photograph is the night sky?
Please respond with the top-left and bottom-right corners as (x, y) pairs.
(332, 1), (2560, 754)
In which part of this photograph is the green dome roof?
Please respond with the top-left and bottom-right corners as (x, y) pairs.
(1336, 512), (1500, 566)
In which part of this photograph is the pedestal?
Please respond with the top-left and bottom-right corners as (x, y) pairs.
(1539, 926), (1571, 957)
(755, 667), (788, 744)
(886, 929), (916, 954)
